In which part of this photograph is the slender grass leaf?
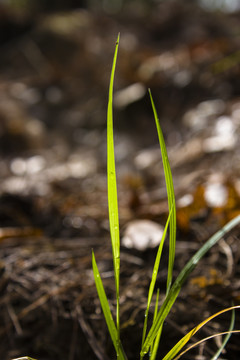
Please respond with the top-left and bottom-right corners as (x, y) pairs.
(12, 358), (38, 360)
(174, 330), (240, 360)
(150, 324), (163, 360)
(92, 251), (118, 346)
(163, 305), (240, 360)
(154, 289), (160, 323)
(107, 33), (121, 338)
(92, 251), (127, 360)
(141, 208), (172, 349)
(150, 287), (162, 360)
(149, 90), (176, 293)
(141, 215), (240, 357)
(211, 306), (235, 360)
(149, 289), (162, 360)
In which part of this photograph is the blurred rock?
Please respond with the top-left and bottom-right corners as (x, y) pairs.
(122, 219), (164, 251)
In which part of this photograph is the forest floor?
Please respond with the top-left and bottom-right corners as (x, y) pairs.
(0, 1), (240, 359)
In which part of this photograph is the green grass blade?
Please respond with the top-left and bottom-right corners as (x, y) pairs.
(140, 215), (240, 357)
(92, 251), (127, 360)
(149, 90), (176, 293)
(150, 324), (163, 360)
(149, 289), (162, 360)
(154, 289), (160, 323)
(150, 288), (162, 360)
(107, 33), (121, 339)
(211, 306), (235, 360)
(141, 209), (172, 349)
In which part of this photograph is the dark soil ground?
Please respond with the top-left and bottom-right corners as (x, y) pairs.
(0, 1), (240, 359)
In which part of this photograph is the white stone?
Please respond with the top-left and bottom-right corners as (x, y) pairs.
(122, 219), (164, 251)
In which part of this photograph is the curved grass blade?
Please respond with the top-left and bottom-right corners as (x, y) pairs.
(174, 330), (240, 360)
(149, 90), (176, 293)
(163, 305), (240, 360)
(141, 209), (172, 350)
(140, 215), (240, 357)
(12, 358), (38, 360)
(107, 33), (121, 340)
(92, 251), (127, 360)
(211, 306), (235, 360)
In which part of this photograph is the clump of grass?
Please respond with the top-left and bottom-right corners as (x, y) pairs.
(92, 34), (240, 360)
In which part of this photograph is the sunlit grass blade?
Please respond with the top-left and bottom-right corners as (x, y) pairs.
(150, 288), (162, 360)
(149, 289), (162, 360)
(163, 305), (240, 360)
(174, 330), (240, 360)
(107, 33), (121, 340)
(211, 306), (235, 360)
(141, 208), (172, 350)
(149, 90), (176, 293)
(141, 215), (240, 357)
(12, 357), (38, 360)
(92, 251), (127, 360)
(154, 289), (160, 323)
(150, 325), (163, 360)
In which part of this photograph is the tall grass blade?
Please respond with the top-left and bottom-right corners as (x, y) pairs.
(92, 251), (127, 360)
(150, 288), (163, 360)
(153, 289), (160, 323)
(107, 33), (121, 341)
(163, 305), (240, 360)
(150, 325), (163, 360)
(149, 289), (162, 360)
(141, 209), (172, 350)
(140, 215), (240, 357)
(149, 90), (176, 293)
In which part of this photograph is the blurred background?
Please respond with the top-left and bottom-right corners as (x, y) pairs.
(0, 1), (240, 359)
